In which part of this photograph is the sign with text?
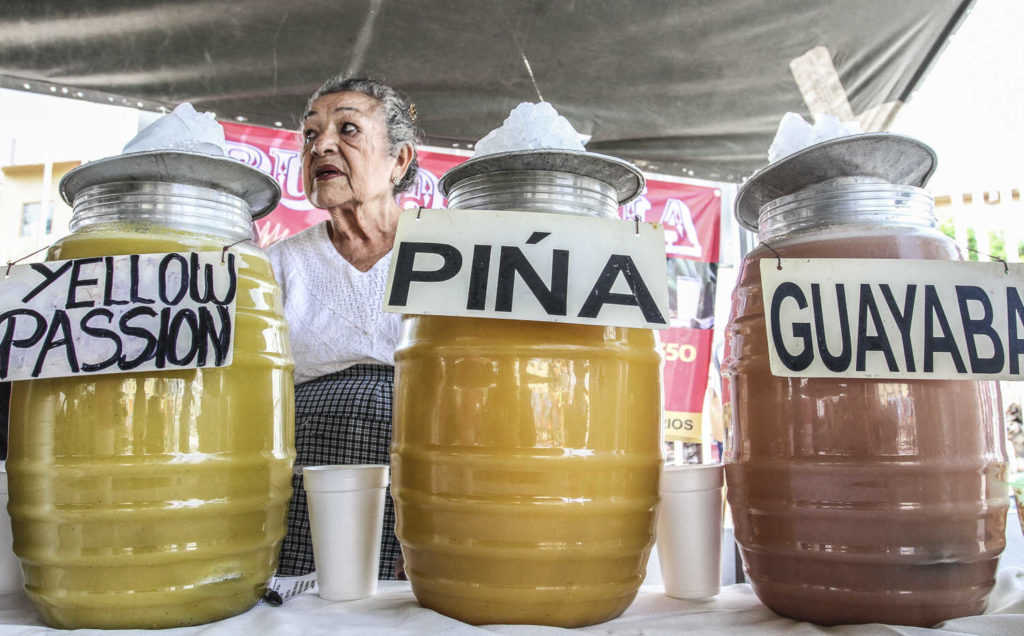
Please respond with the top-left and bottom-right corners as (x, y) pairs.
(661, 326), (713, 442)
(762, 258), (1024, 380)
(0, 252), (237, 381)
(384, 208), (670, 329)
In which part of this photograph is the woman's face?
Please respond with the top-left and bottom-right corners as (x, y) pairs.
(300, 91), (407, 210)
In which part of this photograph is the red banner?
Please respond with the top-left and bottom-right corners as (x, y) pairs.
(660, 327), (714, 443)
(221, 122), (329, 246)
(619, 180), (720, 264)
(222, 122), (720, 437)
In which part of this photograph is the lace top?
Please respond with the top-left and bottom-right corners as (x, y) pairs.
(268, 222), (401, 385)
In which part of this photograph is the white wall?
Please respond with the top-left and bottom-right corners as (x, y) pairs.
(0, 88), (141, 263)
(0, 87), (140, 168)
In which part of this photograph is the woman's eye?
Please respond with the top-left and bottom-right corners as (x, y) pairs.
(302, 129), (317, 142)
(341, 122), (358, 135)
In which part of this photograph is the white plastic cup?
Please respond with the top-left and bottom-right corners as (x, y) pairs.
(0, 463), (24, 594)
(656, 463), (724, 599)
(303, 464), (389, 601)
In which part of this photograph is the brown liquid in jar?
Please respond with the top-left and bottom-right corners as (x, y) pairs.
(724, 227), (1008, 627)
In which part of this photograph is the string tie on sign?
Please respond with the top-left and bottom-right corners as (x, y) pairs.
(5, 243), (54, 277)
(759, 241), (783, 270)
(221, 238), (252, 263)
(965, 246), (1009, 275)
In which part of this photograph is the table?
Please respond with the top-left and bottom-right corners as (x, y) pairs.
(0, 571), (1021, 636)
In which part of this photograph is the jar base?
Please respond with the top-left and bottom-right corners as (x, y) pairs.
(27, 583), (266, 630)
(411, 583), (636, 627)
(743, 554), (999, 627)
(751, 582), (989, 627)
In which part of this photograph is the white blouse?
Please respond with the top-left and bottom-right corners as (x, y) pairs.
(267, 222), (401, 385)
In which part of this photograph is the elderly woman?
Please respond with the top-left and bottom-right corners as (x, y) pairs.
(268, 76), (418, 579)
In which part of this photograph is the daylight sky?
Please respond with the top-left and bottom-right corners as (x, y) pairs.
(891, 0), (1024, 194)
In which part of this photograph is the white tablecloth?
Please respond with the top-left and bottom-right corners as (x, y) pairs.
(0, 571), (1021, 636)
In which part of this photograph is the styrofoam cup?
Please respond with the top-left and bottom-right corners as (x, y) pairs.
(303, 464), (389, 601)
(656, 463), (724, 599)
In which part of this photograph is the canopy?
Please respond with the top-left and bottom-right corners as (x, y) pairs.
(0, 0), (971, 182)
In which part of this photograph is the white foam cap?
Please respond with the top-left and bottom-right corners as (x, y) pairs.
(473, 101), (591, 157)
(122, 102), (227, 156)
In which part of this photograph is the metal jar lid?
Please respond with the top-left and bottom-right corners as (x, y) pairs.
(734, 133), (937, 233)
(60, 150), (282, 219)
(439, 149), (645, 206)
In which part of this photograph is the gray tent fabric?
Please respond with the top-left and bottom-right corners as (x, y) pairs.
(0, 0), (971, 181)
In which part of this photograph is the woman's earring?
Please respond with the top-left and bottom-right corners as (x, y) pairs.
(392, 176), (400, 186)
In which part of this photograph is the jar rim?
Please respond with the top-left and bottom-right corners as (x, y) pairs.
(60, 150), (281, 219)
(757, 182), (936, 243)
(439, 149), (645, 206)
(735, 133), (937, 233)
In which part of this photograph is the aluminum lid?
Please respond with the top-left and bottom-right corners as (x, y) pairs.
(439, 149), (646, 206)
(60, 150), (282, 220)
(735, 133), (937, 233)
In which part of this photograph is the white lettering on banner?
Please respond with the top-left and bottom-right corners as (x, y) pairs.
(383, 208), (670, 329)
(226, 141), (272, 173)
(661, 198), (702, 259)
(761, 258), (1024, 380)
(269, 147), (307, 202)
(621, 186), (652, 222)
(398, 169), (443, 210)
(225, 140), (316, 212)
(0, 252), (237, 381)
(662, 342), (697, 363)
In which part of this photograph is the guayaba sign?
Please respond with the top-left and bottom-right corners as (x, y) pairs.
(762, 258), (1024, 380)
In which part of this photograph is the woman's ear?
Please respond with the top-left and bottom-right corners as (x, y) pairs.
(393, 143), (415, 183)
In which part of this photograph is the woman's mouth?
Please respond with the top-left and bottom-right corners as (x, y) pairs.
(314, 166), (343, 181)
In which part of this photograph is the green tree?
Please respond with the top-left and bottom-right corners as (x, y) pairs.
(990, 232), (1007, 261)
(939, 217), (956, 242)
(967, 227), (978, 261)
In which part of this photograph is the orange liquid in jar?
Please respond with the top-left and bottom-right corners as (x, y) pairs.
(392, 315), (661, 627)
(8, 228), (295, 629)
(725, 227), (1008, 626)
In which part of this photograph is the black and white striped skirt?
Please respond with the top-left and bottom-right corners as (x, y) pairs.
(276, 364), (401, 579)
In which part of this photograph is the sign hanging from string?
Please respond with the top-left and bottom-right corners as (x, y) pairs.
(0, 251), (238, 381)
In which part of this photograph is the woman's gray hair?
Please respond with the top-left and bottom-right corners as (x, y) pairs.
(305, 75), (420, 195)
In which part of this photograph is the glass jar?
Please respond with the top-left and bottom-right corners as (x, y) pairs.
(391, 152), (661, 627)
(724, 178), (1008, 626)
(8, 169), (295, 629)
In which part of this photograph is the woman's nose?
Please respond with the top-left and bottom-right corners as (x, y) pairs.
(312, 132), (339, 155)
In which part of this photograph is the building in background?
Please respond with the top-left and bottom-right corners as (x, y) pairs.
(1, 160), (79, 264)
(0, 87), (140, 263)
(934, 188), (1024, 264)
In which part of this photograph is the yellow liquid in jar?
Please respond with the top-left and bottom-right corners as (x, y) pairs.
(392, 316), (661, 627)
(8, 228), (295, 629)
